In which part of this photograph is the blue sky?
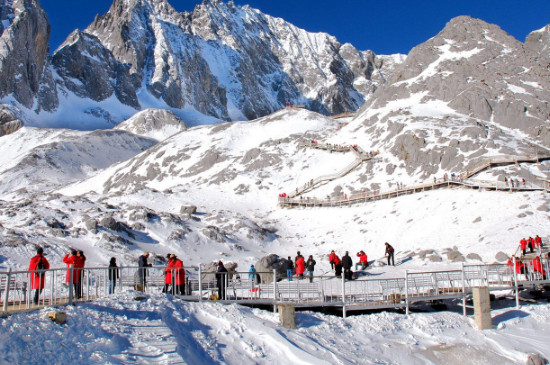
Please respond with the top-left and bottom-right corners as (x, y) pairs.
(41, 0), (550, 55)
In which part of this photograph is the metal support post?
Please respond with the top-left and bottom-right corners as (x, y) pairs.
(512, 256), (520, 309)
(461, 264), (467, 316)
(273, 269), (277, 313)
(3, 268), (11, 312)
(198, 265), (203, 302)
(341, 273), (346, 318)
(68, 265), (74, 305)
(405, 270), (409, 316)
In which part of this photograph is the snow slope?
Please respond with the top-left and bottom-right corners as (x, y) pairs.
(0, 293), (548, 364)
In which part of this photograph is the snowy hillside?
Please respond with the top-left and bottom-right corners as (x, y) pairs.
(0, 293), (549, 364)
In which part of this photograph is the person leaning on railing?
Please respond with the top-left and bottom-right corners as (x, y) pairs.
(28, 247), (50, 304)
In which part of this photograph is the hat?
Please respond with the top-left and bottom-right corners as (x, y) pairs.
(250, 264), (254, 267)
(166, 253), (172, 259)
(170, 254), (176, 259)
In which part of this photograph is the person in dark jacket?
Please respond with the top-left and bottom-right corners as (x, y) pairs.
(137, 252), (152, 292)
(216, 261), (228, 300)
(306, 255), (316, 283)
(108, 257), (119, 294)
(385, 243), (395, 266)
(28, 247), (50, 304)
(63, 250), (85, 299)
(286, 256), (294, 281)
(342, 251), (353, 280)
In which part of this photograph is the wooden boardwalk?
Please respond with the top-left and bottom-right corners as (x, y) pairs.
(281, 143), (550, 208)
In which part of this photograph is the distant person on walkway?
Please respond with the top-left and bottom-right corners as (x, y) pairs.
(108, 257), (119, 294)
(306, 255), (316, 283)
(530, 256), (546, 279)
(329, 250), (337, 271)
(295, 253), (305, 279)
(137, 252), (152, 292)
(77, 250), (86, 299)
(528, 236), (535, 253)
(216, 261), (228, 300)
(286, 256), (294, 281)
(520, 238), (528, 256)
(385, 242), (395, 266)
(342, 251), (353, 280)
(356, 251), (368, 271)
(28, 247), (50, 304)
(535, 235), (542, 249)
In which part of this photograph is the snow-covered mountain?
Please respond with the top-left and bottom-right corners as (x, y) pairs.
(0, 0), (400, 129)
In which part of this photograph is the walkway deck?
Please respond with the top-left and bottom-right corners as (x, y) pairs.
(281, 142), (550, 208)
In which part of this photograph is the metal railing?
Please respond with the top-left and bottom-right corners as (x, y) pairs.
(2, 260), (549, 315)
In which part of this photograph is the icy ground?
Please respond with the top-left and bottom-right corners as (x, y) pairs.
(0, 293), (549, 364)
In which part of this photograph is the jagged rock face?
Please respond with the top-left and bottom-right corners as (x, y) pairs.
(347, 16), (550, 178)
(80, 0), (392, 120)
(52, 30), (140, 108)
(526, 24), (550, 57)
(362, 16), (550, 135)
(0, 0), (52, 109)
(0, 104), (23, 136)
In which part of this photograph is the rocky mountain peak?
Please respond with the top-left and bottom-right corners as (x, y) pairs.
(526, 24), (550, 57)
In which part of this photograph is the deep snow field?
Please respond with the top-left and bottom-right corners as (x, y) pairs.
(0, 293), (549, 364)
(1, 107), (550, 364)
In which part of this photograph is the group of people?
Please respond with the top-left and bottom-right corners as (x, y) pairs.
(28, 247), (96, 304)
(504, 176), (526, 188)
(507, 252), (548, 279)
(519, 235), (543, 255)
(289, 252), (316, 283)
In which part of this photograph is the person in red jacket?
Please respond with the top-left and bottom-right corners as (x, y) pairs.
(528, 236), (535, 253)
(295, 253), (305, 279)
(333, 255), (342, 278)
(170, 254), (186, 295)
(164, 253), (173, 294)
(63, 250), (86, 299)
(328, 250), (337, 271)
(530, 256), (547, 279)
(356, 251), (368, 270)
(507, 255), (526, 275)
(520, 238), (528, 256)
(535, 235), (542, 249)
(28, 247), (50, 304)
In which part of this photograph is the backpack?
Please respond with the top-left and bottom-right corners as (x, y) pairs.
(36, 258), (46, 278)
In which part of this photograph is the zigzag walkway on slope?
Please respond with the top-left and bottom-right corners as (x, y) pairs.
(280, 150), (550, 208)
(288, 141), (377, 198)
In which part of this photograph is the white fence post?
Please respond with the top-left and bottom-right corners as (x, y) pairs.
(273, 269), (277, 313)
(405, 270), (409, 316)
(68, 265), (74, 305)
(341, 274), (346, 318)
(512, 256), (520, 309)
(3, 268), (11, 312)
(198, 265), (203, 302)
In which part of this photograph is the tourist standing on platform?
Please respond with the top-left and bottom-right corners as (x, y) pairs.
(342, 251), (353, 280)
(356, 251), (368, 270)
(329, 250), (337, 271)
(164, 253), (173, 293)
(385, 242), (395, 266)
(137, 252), (152, 292)
(28, 247), (50, 304)
(286, 257), (294, 281)
(216, 261), (228, 300)
(333, 254), (342, 278)
(295, 253), (305, 279)
(170, 254), (186, 295)
(528, 236), (535, 253)
(108, 257), (119, 294)
(306, 255), (316, 283)
(63, 250), (85, 299)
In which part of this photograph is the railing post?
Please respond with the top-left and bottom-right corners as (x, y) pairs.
(273, 269), (277, 313)
(50, 269), (55, 305)
(512, 256), (520, 309)
(68, 265), (74, 305)
(461, 264), (467, 316)
(3, 268), (11, 312)
(198, 264), (203, 302)
(341, 273), (346, 318)
(405, 270), (409, 316)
